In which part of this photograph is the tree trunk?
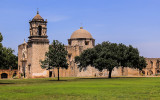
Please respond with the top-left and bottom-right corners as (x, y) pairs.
(108, 69), (112, 78)
(58, 67), (60, 81)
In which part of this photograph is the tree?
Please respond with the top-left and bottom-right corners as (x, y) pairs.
(41, 40), (68, 81)
(0, 32), (18, 69)
(0, 32), (3, 43)
(75, 41), (147, 78)
(0, 32), (3, 68)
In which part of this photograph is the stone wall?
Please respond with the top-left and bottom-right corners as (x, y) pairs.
(143, 58), (160, 76)
(0, 69), (18, 79)
(30, 43), (49, 78)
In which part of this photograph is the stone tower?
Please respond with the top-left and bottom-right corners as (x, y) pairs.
(28, 11), (48, 42)
(18, 11), (49, 78)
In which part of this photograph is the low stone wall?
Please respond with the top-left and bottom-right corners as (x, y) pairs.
(0, 69), (18, 79)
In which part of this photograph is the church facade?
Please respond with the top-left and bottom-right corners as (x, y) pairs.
(18, 12), (160, 78)
(18, 11), (49, 78)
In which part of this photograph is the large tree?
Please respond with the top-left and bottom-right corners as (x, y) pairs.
(41, 40), (68, 81)
(0, 32), (3, 68)
(0, 32), (18, 69)
(75, 41), (147, 78)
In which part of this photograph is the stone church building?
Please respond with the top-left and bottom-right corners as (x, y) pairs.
(18, 12), (160, 78)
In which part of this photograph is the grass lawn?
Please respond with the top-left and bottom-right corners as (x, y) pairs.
(0, 77), (160, 100)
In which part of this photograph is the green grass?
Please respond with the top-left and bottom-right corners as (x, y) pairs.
(0, 77), (160, 100)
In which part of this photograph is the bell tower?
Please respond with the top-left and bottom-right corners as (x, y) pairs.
(27, 11), (49, 78)
(28, 11), (49, 43)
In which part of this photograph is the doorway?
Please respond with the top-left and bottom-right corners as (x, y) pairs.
(49, 71), (52, 77)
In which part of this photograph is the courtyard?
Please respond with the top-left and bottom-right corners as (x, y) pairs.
(0, 77), (160, 100)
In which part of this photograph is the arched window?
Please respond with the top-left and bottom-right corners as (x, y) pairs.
(85, 41), (89, 45)
(38, 26), (42, 36)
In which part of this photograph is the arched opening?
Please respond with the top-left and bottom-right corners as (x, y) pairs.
(85, 41), (89, 45)
(157, 70), (160, 74)
(68, 54), (72, 61)
(150, 61), (153, 68)
(22, 62), (26, 78)
(12, 72), (17, 78)
(149, 70), (153, 75)
(68, 41), (71, 45)
(1, 73), (8, 79)
(142, 71), (145, 76)
(38, 26), (42, 36)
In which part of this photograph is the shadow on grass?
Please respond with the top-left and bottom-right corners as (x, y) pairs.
(48, 80), (68, 81)
(79, 77), (148, 80)
(80, 77), (108, 80)
(0, 83), (15, 85)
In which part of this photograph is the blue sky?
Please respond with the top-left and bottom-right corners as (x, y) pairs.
(0, 0), (160, 58)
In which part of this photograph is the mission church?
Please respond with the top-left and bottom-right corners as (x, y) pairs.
(18, 12), (160, 78)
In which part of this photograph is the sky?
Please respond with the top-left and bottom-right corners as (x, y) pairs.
(0, 0), (160, 58)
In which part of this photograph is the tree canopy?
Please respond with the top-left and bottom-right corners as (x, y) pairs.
(0, 32), (3, 43)
(0, 32), (18, 69)
(41, 40), (68, 80)
(75, 41), (147, 78)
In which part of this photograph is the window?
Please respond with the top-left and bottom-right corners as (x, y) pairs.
(85, 41), (89, 45)
(38, 26), (42, 36)
(22, 62), (26, 78)
(69, 41), (71, 45)
(156, 60), (159, 68)
(68, 54), (72, 61)
(150, 61), (153, 68)
(28, 65), (31, 74)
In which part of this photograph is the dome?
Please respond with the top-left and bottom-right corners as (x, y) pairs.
(70, 27), (93, 39)
(32, 11), (44, 21)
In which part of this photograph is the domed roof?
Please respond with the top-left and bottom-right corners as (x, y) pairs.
(70, 27), (93, 39)
(32, 11), (44, 21)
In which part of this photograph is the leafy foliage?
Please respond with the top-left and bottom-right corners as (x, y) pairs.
(75, 41), (147, 78)
(41, 40), (68, 80)
(0, 32), (3, 43)
(0, 32), (18, 69)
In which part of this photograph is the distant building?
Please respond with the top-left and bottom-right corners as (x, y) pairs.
(18, 12), (160, 78)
